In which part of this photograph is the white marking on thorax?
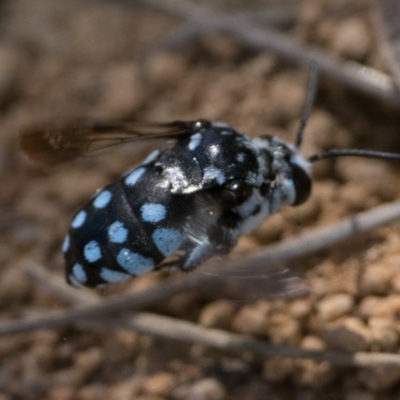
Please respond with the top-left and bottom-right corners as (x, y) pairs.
(188, 133), (202, 151)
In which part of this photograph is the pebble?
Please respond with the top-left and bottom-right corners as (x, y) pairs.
(288, 299), (312, 320)
(198, 300), (236, 330)
(331, 18), (370, 60)
(358, 295), (400, 319)
(358, 366), (400, 391)
(231, 303), (269, 336)
(300, 335), (326, 351)
(320, 317), (371, 352)
(360, 263), (394, 295)
(263, 357), (294, 382)
(73, 347), (104, 377)
(141, 373), (178, 396)
(171, 378), (226, 400)
(368, 317), (399, 352)
(293, 360), (336, 388)
(317, 293), (354, 322)
(268, 312), (302, 345)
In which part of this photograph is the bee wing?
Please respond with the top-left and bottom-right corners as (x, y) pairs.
(200, 267), (309, 302)
(20, 119), (201, 167)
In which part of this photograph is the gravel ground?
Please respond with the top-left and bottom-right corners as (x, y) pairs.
(2, 0), (400, 399)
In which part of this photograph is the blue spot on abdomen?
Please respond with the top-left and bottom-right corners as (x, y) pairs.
(100, 267), (130, 283)
(116, 248), (154, 275)
(93, 190), (112, 209)
(84, 241), (102, 263)
(152, 228), (183, 257)
(71, 210), (87, 228)
(108, 221), (128, 243)
(125, 167), (146, 186)
(141, 203), (167, 223)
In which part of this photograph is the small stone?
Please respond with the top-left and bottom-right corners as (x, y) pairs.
(293, 360), (336, 388)
(141, 373), (178, 396)
(263, 357), (294, 382)
(368, 317), (399, 352)
(289, 299), (312, 320)
(231, 303), (269, 336)
(320, 317), (371, 352)
(360, 263), (395, 295)
(198, 300), (236, 330)
(317, 293), (354, 322)
(268, 313), (302, 345)
(358, 295), (400, 319)
(358, 366), (400, 391)
(171, 378), (226, 400)
(300, 335), (326, 351)
(331, 18), (370, 60)
(390, 270), (400, 293)
(73, 347), (104, 377)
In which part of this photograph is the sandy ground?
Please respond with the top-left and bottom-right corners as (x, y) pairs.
(2, 0), (400, 399)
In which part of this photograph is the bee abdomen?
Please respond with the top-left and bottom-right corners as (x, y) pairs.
(64, 169), (184, 287)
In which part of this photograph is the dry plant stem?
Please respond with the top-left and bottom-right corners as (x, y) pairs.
(23, 263), (400, 368)
(1, 200), (400, 337)
(83, 315), (400, 368)
(141, 0), (400, 106)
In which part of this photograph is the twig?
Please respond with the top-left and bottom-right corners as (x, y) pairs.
(2, 200), (400, 337)
(25, 262), (400, 368)
(140, 0), (400, 106)
(84, 314), (400, 368)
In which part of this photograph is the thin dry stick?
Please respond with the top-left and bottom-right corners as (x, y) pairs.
(84, 315), (400, 368)
(1, 200), (400, 337)
(24, 263), (400, 368)
(140, 0), (400, 106)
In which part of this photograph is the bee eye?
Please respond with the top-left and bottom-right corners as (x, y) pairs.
(259, 182), (270, 197)
(222, 180), (253, 204)
(291, 164), (312, 206)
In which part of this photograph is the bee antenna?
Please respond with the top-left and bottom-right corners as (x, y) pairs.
(308, 149), (400, 163)
(294, 61), (319, 150)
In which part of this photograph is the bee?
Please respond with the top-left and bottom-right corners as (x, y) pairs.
(20, 66), (400, 288)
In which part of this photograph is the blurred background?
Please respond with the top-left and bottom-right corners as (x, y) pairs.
(2, 0), (400, 399)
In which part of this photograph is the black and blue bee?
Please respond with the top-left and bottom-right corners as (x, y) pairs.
(20, 70), (400, 289)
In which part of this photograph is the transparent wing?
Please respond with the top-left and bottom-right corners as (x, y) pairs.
(200, 267), (308, 302)
(20, 119), (208, 166)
